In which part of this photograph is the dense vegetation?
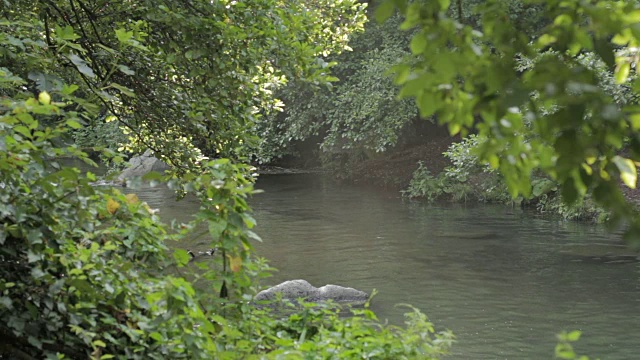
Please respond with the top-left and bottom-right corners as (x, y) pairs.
(255, 13), (417, 166)
(0, 1), (457, 358)
(391, 0), (640, 237)
(261, 0), (640, 240)
(3, 0), (640, 358)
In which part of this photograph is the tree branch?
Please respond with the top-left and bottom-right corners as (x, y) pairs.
(68, 0), (105, 81)
(74, 0), (107, 45)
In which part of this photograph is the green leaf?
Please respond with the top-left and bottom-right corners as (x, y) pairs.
(209, 220), (227, 239)
(566, 330), (581, 342)
(55, 25), (80, 41)
(26, 230), (43, 245)
(394, 65), (411, 85)
(115, 29), (134, 43)
(418, 91), (440, 118)
(93, 340), (107, 348)
(66, 119), (83, 129)
(27, 250), (42, 263)
(28, 72), (62, 92)
(108, 83), (136, 98)
(69, 54), (96, 78)
(14, 125), (33, 139)
(630, 113), (640, 130)
(561, 180), (578, 204)
(173, 249), (190, 266)
(410, 34), (428, 55)
(0, 297), (12, 309)
(555, 343), (576, 360)
(28, 336), (43, 349)
(247, 230), (262, 242)
(117, 65), (135, 75)
(537, 34), (557, 48)
(613, 155), (637, 189)
(532, 179), (557, 197)
(6, 35), (25, 50)
(375, 1), (396, 23)
(61, 84), (79, 95)
(31, 267), (45, 279)
(437, 0), (451, 10)
(615, 62), (631, 84)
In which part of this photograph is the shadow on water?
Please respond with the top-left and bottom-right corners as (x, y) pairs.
(127, 173), (640, 359)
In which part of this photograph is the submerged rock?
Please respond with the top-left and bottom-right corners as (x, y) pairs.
(118, 150), (170, 180)
(254, 279), (369, 306)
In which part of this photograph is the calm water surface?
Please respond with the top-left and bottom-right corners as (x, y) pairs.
(135, 174), (640, 359)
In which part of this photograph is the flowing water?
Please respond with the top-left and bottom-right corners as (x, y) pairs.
(133, 173), (640, 359)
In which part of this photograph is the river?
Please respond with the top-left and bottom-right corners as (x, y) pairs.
(133, 173), (640, 359)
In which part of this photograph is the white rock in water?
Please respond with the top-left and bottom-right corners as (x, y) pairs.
(118, 150), (170, 180)
(254, 279), (369, 305)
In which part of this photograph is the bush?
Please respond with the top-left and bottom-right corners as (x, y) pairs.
(0, 71), (453, 360)
(403, 135), (512, 203)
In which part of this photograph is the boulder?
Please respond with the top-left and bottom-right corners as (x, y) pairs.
(254, 279), (369, 306)
(118, 150), (170, 180)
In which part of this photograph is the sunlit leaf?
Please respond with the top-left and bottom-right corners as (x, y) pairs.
(115, 28), (134, 43)
(613, 155), (637, 189)
(55, 25), (80, 41)
(38, 92), (50, 105)
(615, 62), (631, 84)
(173, 249), (190, 266)
(437, 0), (450, 10)
(566, 330), (581, 342)
(410, 34), (427, 55)
(66, 119), (82, 129)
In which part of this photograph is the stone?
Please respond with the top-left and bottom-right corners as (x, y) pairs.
(118, 150), (170, 180)
(254, 279), (369, 306)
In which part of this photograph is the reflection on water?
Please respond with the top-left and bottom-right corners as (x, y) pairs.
(132, 174), (640, 359)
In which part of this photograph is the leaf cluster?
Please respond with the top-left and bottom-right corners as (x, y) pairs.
(379, 0), (640, 243)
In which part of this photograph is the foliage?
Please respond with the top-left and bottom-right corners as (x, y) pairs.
(403, 135), (511, 203)
(73, 116), (127, 162)
(402, 162), (445, 201)
(254, 13), (419, 164)
(555, 330), (596, 360)
(378, 0), (640, 242)
(404, 135), (608, 221)
(2, 0), (366, 166)
(247, 302), (453, 359)
(1, 2), (456, 358)
(449, 0), (549, 37)
(534, 192), (607, 223)
(0, 87), (454, 358)
(255, 0), (552, 167)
